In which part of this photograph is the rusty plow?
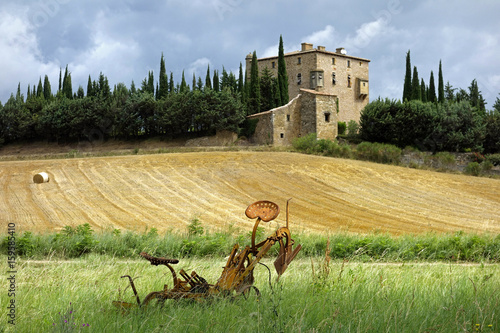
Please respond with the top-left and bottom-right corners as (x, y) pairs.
(113, 199), (302, 309)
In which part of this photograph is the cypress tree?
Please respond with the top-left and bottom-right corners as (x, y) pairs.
(402, 50), (412, 101)
(87, 75), (93, 97)
(169, 72), (174, 93)
(205, 65), (212, 90)
(438, 60), (445, 103)
(37, 77), (43, 97)
(16, 83), (22, 102)
(148, 71), (155, 96)
(43, 75), (51, 100)
(192, 73), (197, 91)
(62, 65), (72, 99)
(411, 66), (420, 100)
(238, 62), (244, 95)
(428, 71), (436, 102)
(130, 80), (137, 94)
(420, 78), (427, 103)
(158, 53), (169, 99)
(277, 35), (289, 105)
(213, 70), (219, 92)
(180, 70), (188, 93)
(247, 51), (261, 114)
(197, 77), (203, 90)
(58, 68), (62, 93)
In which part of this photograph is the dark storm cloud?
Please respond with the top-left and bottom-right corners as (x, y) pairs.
(1, 0), (499, 107)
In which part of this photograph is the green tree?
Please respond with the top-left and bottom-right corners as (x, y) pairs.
(247, 51), (261, 115)
(169, 72), (174, 94)
(36, 77), (43, 97)
(444, 81), (455, 102)
(158, 53), (169, 99)
(420, 79), (427, 103)
(43, 75), (52, 100)
(260, 67), (277, 111)
(484, 108), (500, 153)
(428, 71), (436, 102)
(98, 72), (111, 99)
(87, 75), (93, 97)
(402, 50), (412, 101)
(277, 35), (289, 105)
(213, 70), (220, 92)
(180, 70), (188, 93)
(411, 66), (421, 101)
(62, 65), (73, 99)
(58, 68), (62, 93)
(238, 62), (244, 95)
(205, 65), (212, 90)
(438, 60), (445, 103)
(493, 94), (500, 113)
(468, 79), (486, 112)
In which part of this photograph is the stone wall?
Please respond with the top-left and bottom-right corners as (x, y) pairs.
(248, 90), (337, 146)
(248, 94), (302, 145)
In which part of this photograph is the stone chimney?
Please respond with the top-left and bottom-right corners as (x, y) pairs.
(317, 46), (326, 51)
(301, 43), (313, 51)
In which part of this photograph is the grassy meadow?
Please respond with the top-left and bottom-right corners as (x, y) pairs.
(2, 224), (500, 332)
(0, 254), (498, 332)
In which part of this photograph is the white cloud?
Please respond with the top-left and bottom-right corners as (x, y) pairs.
(342, 18), (390, 55)
(187, 57), (211, 77)
(302, 25), (336, 47)
(261, 44), (278, 58)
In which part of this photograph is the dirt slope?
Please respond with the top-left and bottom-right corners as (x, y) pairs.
(1, 151), (499, 235)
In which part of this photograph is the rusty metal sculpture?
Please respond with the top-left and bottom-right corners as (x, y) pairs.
(113, 199), (301, 308)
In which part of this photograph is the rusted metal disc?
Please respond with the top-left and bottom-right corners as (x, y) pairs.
(245, 201), (280, 222)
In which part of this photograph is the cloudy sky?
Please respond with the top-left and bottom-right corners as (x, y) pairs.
(1, 0), (499, 108)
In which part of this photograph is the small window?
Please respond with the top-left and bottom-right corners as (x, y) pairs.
(324, 113), (331, 122)
(297, 57), (301, 64)
(286, 114), (290, 121)
(272, 62), (276, 68)
(297, 73), (302, 85)
(359, 61), (362, 66)
(280, 133), (284, 138)
(332, 58), (336, 65)
(332, 72), (336, 85)
(347, 75), (351, 88)
(347, 60), (351, 68)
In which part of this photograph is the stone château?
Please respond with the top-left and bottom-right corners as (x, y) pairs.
(246, 43), (370, 146)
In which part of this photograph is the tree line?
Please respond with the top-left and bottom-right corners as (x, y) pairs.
(360, 51), (500, 153)
(0, 36), (289, 146)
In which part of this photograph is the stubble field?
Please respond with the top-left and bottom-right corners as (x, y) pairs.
(1, 151), (499, 235)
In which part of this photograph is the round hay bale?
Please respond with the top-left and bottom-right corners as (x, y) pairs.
(33, 172), (50, 184)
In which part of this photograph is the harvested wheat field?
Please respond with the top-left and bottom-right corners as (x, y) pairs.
(1, 151), (499, 235)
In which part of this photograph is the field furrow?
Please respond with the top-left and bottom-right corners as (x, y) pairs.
(0, 152), (499, 235)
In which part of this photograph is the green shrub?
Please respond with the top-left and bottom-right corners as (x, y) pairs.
(17, 231), (36, 256)
(52, 223), (97, 257)
(486, 154), (500, 166)
(188, 217), (204, 237)
(355, 142), (402, 164)
(338, 122), (346, 135)
(292, 133), (317, 153)
(464, 162), (481, 176)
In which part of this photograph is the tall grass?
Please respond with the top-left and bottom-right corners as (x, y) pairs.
(0, 255), (498, 332)
(2, 224), (499, 262)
